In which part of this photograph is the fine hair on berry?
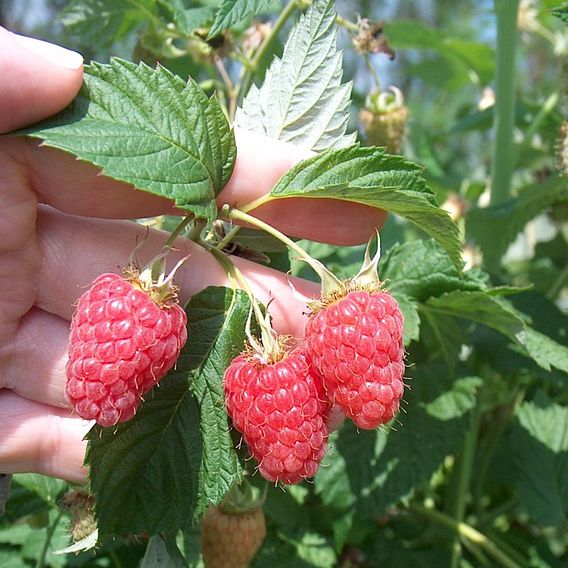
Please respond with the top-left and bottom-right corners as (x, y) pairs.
(66, 272), (187, 427)
(224, 347), (329, 484)
(306, 288), (405, 429)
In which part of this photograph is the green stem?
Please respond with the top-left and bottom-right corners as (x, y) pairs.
(448, 387), (484, 568)
(490, 0), (520, 205)
(365, 55), (381, 89)
(206, 244), (278, 355)
(518, 92), (559, 158)
(237, 0), (299, 102)
(336, 13), (358, 33)
(484, 529), (530, 568)
(185, 218), (207, 243)
(546, 262), (568, 300)
(214, 56), (238, 122)
(109, 549), (124, 568)
(163, 215), (195, 251)
(461, 537), (492, 567)
(222, 206), (341, 288)
(216, 225), (242, 250)
(36, 511), (63, 568)
(410, 504), (523, 568)
(473, 387), (524, 521)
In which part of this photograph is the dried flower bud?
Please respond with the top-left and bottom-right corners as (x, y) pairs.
(352, 17), (395, 58)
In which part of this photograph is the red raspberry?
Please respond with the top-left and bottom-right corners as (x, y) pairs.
(224, 348), (329, 484)
(66, 273), (187, 427)
(305, 289), (404, 429)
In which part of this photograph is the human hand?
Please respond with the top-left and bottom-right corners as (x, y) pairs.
(0, 27), (385, 482)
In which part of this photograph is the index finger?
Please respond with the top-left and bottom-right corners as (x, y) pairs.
(0, 27), (83, 133)
(11, 129), (384, 245)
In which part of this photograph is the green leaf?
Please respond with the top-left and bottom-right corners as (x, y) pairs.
(86, 287), (248, 536)
(315, 368), (480, 517)
(380, 239), (484, 302)
(420, 309), (467, 369)
(522, 328), (568, 374)
(141, 535), (188, 567)
(0, 551), (28, 568)
(392, 293), (420, 345)
(269, 146), (462, 268)
(385, 19), (494, 84)
(512, 394), (568, 526)
(236, 0), (355, 151)
(426, 291), (568, 373)
(283, 532), (336, 568)
(186, 287), (249, 516)
(551, 2), (568, 25)
(21, 59), (236, 222)
(11, 475), (66, 507)
(0, 524), (34, 546)
(61, 0), (155, 46)
(86, 375), (202, 536)
(157, 1), (214, 35)
(467, 176), (568, 268)
(208, 0), (278, 38)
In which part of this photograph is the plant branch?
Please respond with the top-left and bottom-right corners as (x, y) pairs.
(205, 243), (279, 355)
(448, 383), (484, 568)
(410, 504), (523, 568)
(214, 55), (238, 122)
(473, 386), (525, 521)
(163, 214), (194, 250)
(221, 205), (341, 288)
(518, 92), (559, 159)
(216, 225), (242, 250)
(546, 262), (568, 300)
(36, 511), (63, 568)
(336, 13), (358, 33)
(490, 0), (521, 205)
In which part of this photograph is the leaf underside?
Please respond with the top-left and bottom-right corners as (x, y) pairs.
(236, 0), (356, 152)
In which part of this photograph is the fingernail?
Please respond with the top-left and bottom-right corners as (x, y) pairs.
(12, 32), (83, 69)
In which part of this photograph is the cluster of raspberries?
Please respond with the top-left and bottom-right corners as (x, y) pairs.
(224, 288), (405, 484)
(66, 272), (404, 486)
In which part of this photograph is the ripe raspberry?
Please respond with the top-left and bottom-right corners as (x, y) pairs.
(201, 506), (266, 568)
(66, 272), (187, 427)
(305, 289), (405, 430)
(224, 348), (329, 484)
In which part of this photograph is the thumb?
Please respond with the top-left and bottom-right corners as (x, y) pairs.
(0, 27), (83, 133)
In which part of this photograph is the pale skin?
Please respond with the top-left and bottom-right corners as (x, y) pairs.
(0, 27), (386, 482)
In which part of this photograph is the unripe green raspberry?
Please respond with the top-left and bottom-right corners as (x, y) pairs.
(61, 491), (97, 543)
(201, 506), (266, 568)
(359, 87), (409, 154)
